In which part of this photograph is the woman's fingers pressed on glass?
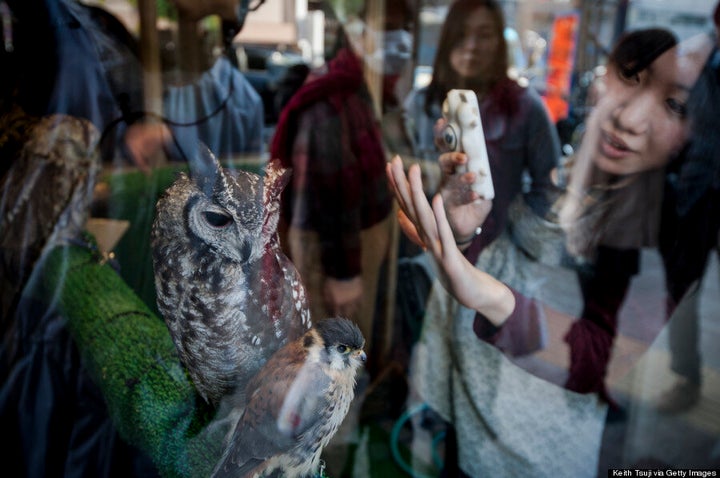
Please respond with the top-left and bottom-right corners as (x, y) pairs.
(388, 157), (416, 223)
(397, 209), (425, 248)
(409, 165), (441, 252)
(388, 157), (431, 249)
(431, 194), (458, 258)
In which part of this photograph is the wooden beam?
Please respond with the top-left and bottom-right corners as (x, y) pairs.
(138, 0), (163, 117)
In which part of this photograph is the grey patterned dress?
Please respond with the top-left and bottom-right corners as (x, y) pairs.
(409, 249), (607, 477)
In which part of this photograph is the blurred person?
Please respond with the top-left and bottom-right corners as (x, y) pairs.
(122, 0), (265, 169)
(395, 0), (562, 437)
(268, 3), (413, 475)
(365, 0), (416, 157)
(401, 0), (561, 285)
(397, 2), (561, 469)
(387, 24), (706, 476)
(158, 0), (265, 161)
(559, 28), (700, 410)
(355, 0), (415, 114)
(269, 4), (394, 361)
(110, 0), (268, 314)
(0, 0), (144, 168)
(656, 0), (720, 413)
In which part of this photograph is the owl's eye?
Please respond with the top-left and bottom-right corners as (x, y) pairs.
(443, 125), (458, 151)
(336, 345), (348, 354)
(203, 210), (233, 228)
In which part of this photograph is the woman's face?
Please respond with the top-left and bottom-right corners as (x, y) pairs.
(449, 7), (501, 80)
(590, 45), (703, 175)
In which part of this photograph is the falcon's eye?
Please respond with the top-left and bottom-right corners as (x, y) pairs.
(336, 345), (348, 354)
(203, 210), (233, 228)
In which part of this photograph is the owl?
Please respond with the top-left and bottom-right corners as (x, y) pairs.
(151, 146), (312, 406)
(211, 317), (366, 478)
(1, 112), (100, 323)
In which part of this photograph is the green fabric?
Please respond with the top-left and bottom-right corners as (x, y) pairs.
(36, 244), (223, 478)
(104, 165), (185, 315)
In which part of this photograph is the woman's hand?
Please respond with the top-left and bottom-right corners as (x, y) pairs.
(387, 154), (490, 248)
(429, 118), (494, 242)
(436, 151), (492, 244)
(386, 156), (514, 325)
(386, 154), (491, 246)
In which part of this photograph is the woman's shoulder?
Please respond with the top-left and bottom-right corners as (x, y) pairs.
(500, 79), (552, 123)
(519, 84), (547, 109)
(483, 78), (535, 118)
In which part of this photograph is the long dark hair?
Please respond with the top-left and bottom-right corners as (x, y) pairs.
(668, 46), (720, 214)
(424, 0), (509, 115)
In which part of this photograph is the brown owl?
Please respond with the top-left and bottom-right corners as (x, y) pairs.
(0, 113), (100, 324)
(150, 146), (312, 406)
(211, 317), (366, 478)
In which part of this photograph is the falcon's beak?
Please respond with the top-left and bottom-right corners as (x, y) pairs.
(353, 350), (367, 363)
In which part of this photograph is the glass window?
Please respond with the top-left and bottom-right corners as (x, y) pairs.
(1, 1), (718, 476)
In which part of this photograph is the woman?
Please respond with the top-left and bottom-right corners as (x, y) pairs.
(656, 15), (720, 412)
(402, 0), (560, 263)
(269, 6), (393, 367)
(397, 0), (561, 398)
(560, 28), (696, 405)
(389, 26), (704, 476)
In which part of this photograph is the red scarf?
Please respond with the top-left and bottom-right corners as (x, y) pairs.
(270, 47), (363, 166)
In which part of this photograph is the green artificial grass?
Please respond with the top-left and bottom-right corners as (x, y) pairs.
(35, 244), (223, 478)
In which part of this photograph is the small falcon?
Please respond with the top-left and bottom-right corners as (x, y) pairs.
(211, 318), (366, 478)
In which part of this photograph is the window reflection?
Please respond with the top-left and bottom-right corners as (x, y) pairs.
(1, 1), (718, 477)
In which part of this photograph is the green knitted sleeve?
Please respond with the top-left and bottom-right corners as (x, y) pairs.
(37, 244), (225, 478)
